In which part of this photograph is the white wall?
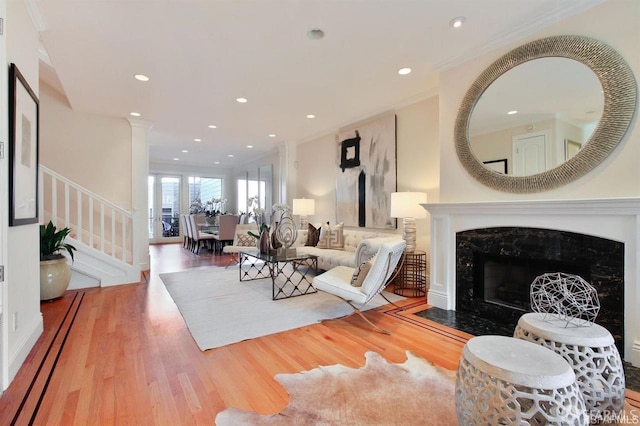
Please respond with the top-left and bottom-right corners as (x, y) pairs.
(4, 0), (43, 389)
(39, 82), (132, 209)
(439, 0), (640, 202)
(295, 97), (439, 252)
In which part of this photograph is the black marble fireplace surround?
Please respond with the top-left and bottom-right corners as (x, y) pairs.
(456, 227), (625, 353)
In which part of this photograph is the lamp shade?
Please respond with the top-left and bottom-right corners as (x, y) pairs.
(292, 198), (315, 216)
(390, 192), (427, 219)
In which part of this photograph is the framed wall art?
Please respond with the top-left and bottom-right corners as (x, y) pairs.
(9, 63), (39, 226)
(336, 114), (397, 229)
(482, 158), (508, 174)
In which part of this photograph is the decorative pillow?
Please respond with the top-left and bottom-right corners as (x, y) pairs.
(351, 254), (376, 287)
(318, 221), (331, 241)
(305, 223), (321, 247)
(317, 222), (344, 250)
(236, 233), (255, 247)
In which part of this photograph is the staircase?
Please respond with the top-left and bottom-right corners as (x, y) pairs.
(39, 166), (141, 288)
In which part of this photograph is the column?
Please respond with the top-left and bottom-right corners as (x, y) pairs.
(128, 118), (153, 271)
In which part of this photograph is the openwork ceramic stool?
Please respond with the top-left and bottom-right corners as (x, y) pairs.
(456, 335), (587, 425)
(514, 312), (625, 416)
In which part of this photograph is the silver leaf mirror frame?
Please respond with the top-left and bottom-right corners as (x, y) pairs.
(455, 35), (637, 193)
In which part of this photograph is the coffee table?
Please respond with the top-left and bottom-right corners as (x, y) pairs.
(239, 249), (318, 300)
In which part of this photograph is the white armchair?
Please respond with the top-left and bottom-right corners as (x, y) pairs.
(312, 238), (406, 334)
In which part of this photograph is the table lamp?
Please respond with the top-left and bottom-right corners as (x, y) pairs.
(292, 198), (315, 230)
(390, 192), (427, 252)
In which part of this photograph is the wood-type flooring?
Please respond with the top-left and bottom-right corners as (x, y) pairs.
(0, 243), (637, 425)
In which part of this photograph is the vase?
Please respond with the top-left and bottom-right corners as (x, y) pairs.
(40, 257), (71, 301)
(271, 222), (282, 250)
(259, 229), (271, 254)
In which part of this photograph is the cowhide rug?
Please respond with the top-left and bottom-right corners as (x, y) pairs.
(215, 351), (457, 425)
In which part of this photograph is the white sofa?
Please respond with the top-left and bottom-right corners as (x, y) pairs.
(223, 224), (400, 271)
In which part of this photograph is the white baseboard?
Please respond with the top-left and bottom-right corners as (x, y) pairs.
(631, 339), (640, 367)
(8, 313), (43, 387)
(69, 269), (100, 290)
(426, 289), (450, 310)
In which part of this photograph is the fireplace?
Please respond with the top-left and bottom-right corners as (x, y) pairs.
(422, 198), (640, 366)
(474, 252), (592, 312)
(456, 227), (622, 352)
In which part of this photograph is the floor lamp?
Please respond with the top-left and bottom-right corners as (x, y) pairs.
(390, 192), (427, 252)
(292, 198), (315, 230)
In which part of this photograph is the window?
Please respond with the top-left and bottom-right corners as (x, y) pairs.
(237, 179), (265, 215)
(189, 177), (223, 213)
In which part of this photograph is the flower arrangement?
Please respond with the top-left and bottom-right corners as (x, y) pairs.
(206, 197), (228, 217)
(272, 203), (290, 212)
(191, 195), (228, 216)
(247, 222), (269, 240)
(248, 195), (265, 223)
(190, 197), (205, 214)
(272, 203), (291, 223)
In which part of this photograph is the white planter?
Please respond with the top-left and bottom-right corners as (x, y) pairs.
(40, 257), (71, 301)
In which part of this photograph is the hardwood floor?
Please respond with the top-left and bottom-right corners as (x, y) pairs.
(1, 243), (637, 425)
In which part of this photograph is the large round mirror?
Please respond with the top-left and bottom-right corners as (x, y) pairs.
(456, 35), (636, 193)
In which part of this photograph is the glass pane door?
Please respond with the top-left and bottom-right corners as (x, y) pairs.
(149, 174), (182, 243)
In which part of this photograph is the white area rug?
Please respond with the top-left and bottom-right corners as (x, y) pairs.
(159, 266), (402, 350)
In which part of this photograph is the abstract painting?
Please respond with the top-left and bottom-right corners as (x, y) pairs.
(336, 114), (396, 229)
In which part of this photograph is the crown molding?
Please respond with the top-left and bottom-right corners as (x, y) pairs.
(436, 0), (606, 72)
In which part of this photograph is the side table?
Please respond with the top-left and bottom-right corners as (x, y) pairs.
(393, 250), (427, 297)
(514, 312), (625, 415)
(455, 335), (587, 425)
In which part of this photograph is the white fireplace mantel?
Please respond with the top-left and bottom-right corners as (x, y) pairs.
(422, 198), (640, 366)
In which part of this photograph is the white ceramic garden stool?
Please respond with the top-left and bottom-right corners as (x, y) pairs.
(514, 312), (625, 416)
(455, 335), (587, 425)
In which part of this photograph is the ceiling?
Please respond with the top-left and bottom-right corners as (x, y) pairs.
(31, 0), (604, 169)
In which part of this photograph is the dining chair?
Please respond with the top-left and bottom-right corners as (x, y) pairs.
(188, 214), (216, 254)
(213, 215), (238, 253)
(180, 214), (190, 249)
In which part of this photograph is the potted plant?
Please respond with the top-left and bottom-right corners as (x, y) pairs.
(40, 221), (77, 301)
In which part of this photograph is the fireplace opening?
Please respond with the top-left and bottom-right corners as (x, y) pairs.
(456, 227), (624, 354)
(474, 252), (592, 312)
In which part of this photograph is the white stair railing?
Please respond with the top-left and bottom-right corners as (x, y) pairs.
(39, 165), (133, 265)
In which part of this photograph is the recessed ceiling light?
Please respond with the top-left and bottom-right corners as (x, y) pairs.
(214, 161), (220, 165)
(307, 28), (325, 40)
(236, 97), (248, 103)
(173, 158), (179, 161)
(507, 110), (518, 115)
(306, 114), (316, 119)
(208, 124), (217, 129)
(181, 150), (188, 153)
(449, 16), (466, 28)
(228, 154), (234, 158)
(247, 145), (254, 149)
(134, 74), (149, 82)
(398, 67), (412, 75)
(129, 112), (141, 117)
(268, 134), (276, 138)
(194, 138), (202, 142)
